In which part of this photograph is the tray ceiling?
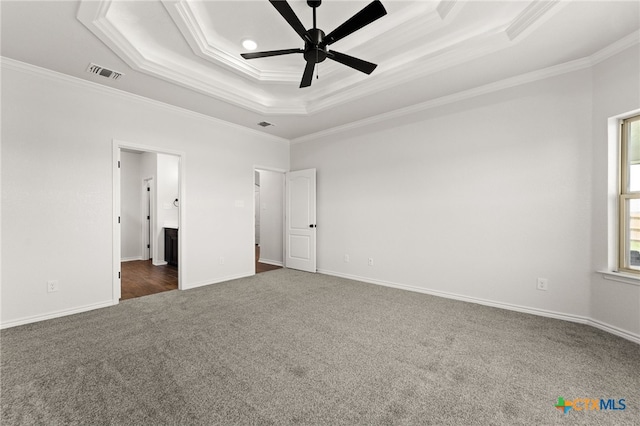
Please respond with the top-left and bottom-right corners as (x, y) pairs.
(2, 1), (639, 139)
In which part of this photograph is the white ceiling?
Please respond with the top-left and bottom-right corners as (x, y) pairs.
(1, 1), (639, 140)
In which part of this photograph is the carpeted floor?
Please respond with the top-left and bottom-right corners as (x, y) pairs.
(2, 269), (639, 425)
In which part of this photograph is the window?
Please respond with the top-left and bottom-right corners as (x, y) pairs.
(619, 114), (640, 273)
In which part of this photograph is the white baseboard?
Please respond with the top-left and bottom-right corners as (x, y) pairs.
(152, 260), (168, 266)
(587, 319), (640, 345)
(318, 269), (640, 345)
(182, 272), (254, 291)
(121, 256), (143, 262)
(1, 300), (117, 329)
(258, 258), (283, 267)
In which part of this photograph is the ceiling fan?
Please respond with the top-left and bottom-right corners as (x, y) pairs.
(241, 0), (387, 88)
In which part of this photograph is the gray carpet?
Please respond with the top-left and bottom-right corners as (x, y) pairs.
(2, 269), (639, 425)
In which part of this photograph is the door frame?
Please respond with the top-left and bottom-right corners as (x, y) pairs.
(141, 177), (154, 261)
(254, 166), (287, 271)
(113, 139), (186, 302)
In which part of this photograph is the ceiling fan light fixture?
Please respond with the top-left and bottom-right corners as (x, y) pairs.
(242, 39), (258, 51)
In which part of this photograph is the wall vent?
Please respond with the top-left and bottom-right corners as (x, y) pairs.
(86, 63), (123, 80)
(257, 121), (274, 127)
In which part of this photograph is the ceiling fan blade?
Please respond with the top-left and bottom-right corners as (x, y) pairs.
(241, 48), (303, 60)
(321, 0), (387, 47)
(300, 60), (315, 88)
(269, 0), (311, 43)
(328, 50), (377, 74)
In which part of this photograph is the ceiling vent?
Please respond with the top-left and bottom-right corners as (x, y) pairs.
(257, 121), (274, 127)
(86, 63), (123, 80)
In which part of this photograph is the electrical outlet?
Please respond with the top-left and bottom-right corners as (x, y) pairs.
(47, 280), (59, 293)
(537, 278), (548, 291)
(344, 254), (350, 263)
(368, 258), (374, 266)
(219, 257), (225, 265)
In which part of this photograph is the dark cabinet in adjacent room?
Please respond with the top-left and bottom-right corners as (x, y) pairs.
(164, 227), (178, 267)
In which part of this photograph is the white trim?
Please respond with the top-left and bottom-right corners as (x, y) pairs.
(292, 58), (591, 144)
(605, 109), (640, 277)
(590, 30), (640, 66)
(142, 178), (153, 261)
(0, 301), (117, 330)
(318, 269), (640, 345)
(258, 259), (283, 267)
(254, 166), (287, 271)
(121, 257), (144, 262)
(292, 32), (640, 145)
(113, 140), (186, 303)
(182, 272), (254, 291)
(165, 0), (299, 83)
(505, 0), (562, 41)
(598, 270), (640, 287)
(152, 260), (169, 267)
(113, 145), (121, 301)
(587, 319), (640, 345)
(2, 29), (637, 145)
(0, 57), (289, 145)
(77, 1), (307, 115)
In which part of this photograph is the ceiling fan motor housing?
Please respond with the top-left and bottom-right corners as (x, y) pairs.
(304, 28), (328, 63)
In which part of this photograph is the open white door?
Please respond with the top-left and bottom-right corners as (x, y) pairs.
(285, 169), (316, 272)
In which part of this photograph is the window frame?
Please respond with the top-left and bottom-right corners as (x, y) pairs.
(618, 114), (640, 274)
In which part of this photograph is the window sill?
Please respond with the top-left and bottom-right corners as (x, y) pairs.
(598, 270), (640, 286)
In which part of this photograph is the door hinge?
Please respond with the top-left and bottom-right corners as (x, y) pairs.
(118, 272), (121, 279)
(118, 216), (121, 224)
(147, 216), (150, 220)
(147, 244), (150, 248)
(147, 187), (150, 191)
(118, 161), (120, 168)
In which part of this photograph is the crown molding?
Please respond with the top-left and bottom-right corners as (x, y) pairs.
(292, 57), (592, 145)
(75, 0), (572, 119)
(436, 0), (462, 21)
(0, 57), (290, 145)
(163, 0), (301, 83)
(77, 0), (308, 115)
(590, 29), (640, 66)
(506, 0), (563, 41)
(306, 27), (510, 115)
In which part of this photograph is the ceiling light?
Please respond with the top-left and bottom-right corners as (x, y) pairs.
(242, 39), (257, 51)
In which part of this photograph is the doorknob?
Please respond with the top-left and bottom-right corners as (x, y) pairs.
(309, 224), (316, 228)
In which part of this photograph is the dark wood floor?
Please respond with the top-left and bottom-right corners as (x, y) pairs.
(121, 260), (178, 300)
(256, 261), (282, 273)
(256, 245), (282, 273)
(121, 248), (282, 300)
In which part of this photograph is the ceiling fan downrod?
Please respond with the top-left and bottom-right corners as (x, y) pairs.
(308, 0), (321, 29)
(305, 1), (326, 64)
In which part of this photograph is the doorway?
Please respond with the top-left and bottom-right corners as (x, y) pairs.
(113, 140), (185, 302)
(254, 168), (285, 274)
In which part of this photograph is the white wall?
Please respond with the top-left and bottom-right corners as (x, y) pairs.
(590, 46), (640, 337)
(120, 151), (143, 261)
(255, 170), (260, 245)
(1, 60), (289, 326)
(155, 153), (180, 264)
(258, 170), (284, 265)
(141, 152), (157, 261)
(292, 69), (594, 320)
